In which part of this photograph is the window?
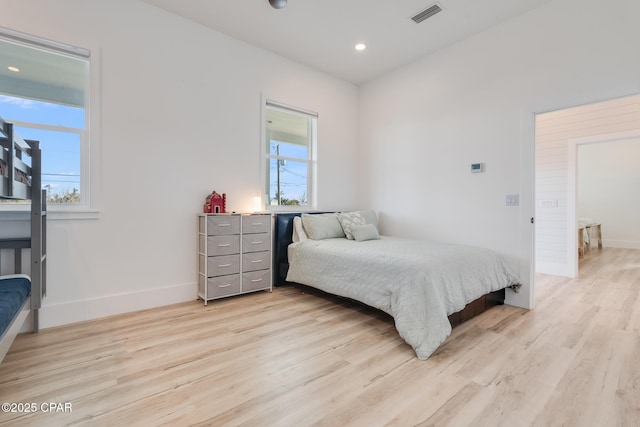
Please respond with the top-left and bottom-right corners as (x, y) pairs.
(264, 101), (317, 209)
(0, 27), (91, 207)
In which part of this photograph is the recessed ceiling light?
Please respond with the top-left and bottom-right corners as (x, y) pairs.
(269, 0), (287, 9)
(355, 43), (366, 51)
(8, 66), (20, 72)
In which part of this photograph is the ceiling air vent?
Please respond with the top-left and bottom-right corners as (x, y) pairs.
(411, 4), (442, 24)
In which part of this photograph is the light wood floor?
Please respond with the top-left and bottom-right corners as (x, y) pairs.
(0, 248), (638, 426)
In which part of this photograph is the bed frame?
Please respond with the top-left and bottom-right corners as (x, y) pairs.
(0, 116), (47, 362)
(273, 212), (504, 327)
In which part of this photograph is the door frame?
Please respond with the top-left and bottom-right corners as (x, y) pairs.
(507, 110), (536, 310)
(567, 128), (640, 277)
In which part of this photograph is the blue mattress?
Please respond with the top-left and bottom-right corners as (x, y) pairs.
(0, 277), (31, 336)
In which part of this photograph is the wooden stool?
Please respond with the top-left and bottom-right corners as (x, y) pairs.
(578, 226), (585, 258)
(586, 223), (602, 251)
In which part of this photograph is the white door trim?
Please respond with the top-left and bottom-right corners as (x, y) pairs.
(567, 128), (640, 277)
(507, 110), (536, 310)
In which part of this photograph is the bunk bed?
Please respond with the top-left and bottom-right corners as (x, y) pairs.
(0, 116), (47, 363)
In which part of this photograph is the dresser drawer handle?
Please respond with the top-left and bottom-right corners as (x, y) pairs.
(250, 278), (263, 282)
(218, 283), (232, 288)
(250, 260), (262, 263)
(251, 241), (263, 245)
(252, 222), (263, 226)
(218, 243), (231, 247)
(217, 223), (231, 227)
(218, 263), (232, 267)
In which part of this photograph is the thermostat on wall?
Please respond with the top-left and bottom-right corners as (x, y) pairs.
(470, 163), (484, 173)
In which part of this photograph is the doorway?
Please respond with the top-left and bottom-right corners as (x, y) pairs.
(534, 93), (640, 279)
(568, 130), (640, 276)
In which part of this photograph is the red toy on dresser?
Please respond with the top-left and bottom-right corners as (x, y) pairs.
(204, 191), (226, 213)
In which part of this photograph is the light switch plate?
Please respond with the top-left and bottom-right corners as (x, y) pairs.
(539, 200), (558, 208)
(506, 194), (519, 206)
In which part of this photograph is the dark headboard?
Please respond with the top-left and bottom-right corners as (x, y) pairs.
(273, 212), (331, 286)
(273, 213), (300, 286)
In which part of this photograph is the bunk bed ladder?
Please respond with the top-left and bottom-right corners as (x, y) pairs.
(28, 141), (46, 333)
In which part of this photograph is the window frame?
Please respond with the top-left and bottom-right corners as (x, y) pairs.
(0, 26), (100, 220)
(262, 98), (318, 211)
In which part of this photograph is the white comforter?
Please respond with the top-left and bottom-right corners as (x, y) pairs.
(286, 236), (520, 360)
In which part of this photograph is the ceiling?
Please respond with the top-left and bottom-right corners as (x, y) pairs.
(266, 106), (309, 145)
(0, 37), (86, 107)
(141, 0), (551, 85)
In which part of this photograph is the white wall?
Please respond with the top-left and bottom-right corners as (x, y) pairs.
(359, 0), (640, 308)
(578, 137), (640, 249)
(3, 0), (640, 325)
(536, 96), (640, 276)
(0, 0), (359, 327)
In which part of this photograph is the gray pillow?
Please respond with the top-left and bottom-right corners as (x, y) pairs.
(337, 210), (379, 239)
(358, 209), (379, 230)
(352, 223), (381, 242)
(301, 213), (345, 240)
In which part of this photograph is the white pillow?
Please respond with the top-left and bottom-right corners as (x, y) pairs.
(337, 210), (379, 240)
(292, 216), (308, 242)
(351, 223), (380, 242)
(358, 209), (379, 230)
(301, 213), (346, 240)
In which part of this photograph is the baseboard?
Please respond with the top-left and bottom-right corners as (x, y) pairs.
(35, 282), (196, 329)
(535, 262), (572, 278)
(602, 239), (640, 250)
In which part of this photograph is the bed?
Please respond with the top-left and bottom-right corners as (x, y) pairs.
(273, 212), (520, 360)
(0, 116), (47, 363)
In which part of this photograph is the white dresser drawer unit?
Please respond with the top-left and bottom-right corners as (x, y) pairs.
(198, 213), (273, 304)
(206, 215), (240, 235)
(242, 251), (270, 272)
(203, 253), (240, 276)
(241, 233), (270, 253)
(207, 235), (241, 256)
(203, 274), (241, 299)
(242, 270), (271, 293)
(242, 215), (270, 234)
